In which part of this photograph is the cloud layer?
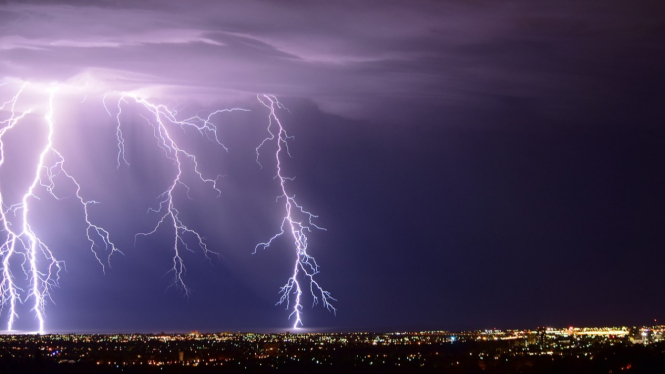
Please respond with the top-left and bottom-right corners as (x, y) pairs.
(1, 0), (662, 121)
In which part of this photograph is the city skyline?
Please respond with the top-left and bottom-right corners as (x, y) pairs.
(2, 323), (664, 373)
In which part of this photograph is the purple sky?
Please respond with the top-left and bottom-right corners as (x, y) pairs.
(0, 0), (664, 332)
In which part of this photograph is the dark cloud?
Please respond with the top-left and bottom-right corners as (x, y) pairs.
(0, 0), (660, 122)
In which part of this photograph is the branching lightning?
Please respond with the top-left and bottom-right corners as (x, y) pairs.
(109, 93), (248, 295)
(0, 82), (119, 332)
(255, 95), (336, 328)
(0, 79), (335, 332)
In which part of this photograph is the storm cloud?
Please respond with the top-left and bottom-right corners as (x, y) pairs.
(1, 0), (661, 121)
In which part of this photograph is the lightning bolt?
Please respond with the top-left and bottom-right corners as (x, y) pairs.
(1, 78), (335, 331)
(255, 95), (336, 328)
(0, 82), (118, 332)
(109, 93), (248, 295)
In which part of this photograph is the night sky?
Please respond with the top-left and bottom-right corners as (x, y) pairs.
(0, 0), (664, 333)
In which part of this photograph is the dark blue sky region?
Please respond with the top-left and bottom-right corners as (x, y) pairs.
(0, 0), (664, 332)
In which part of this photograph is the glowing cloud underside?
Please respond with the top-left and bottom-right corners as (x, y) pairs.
(0, 81), (334, 332)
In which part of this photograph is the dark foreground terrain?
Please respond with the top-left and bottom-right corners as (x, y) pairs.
(1, 329), (664, 373)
